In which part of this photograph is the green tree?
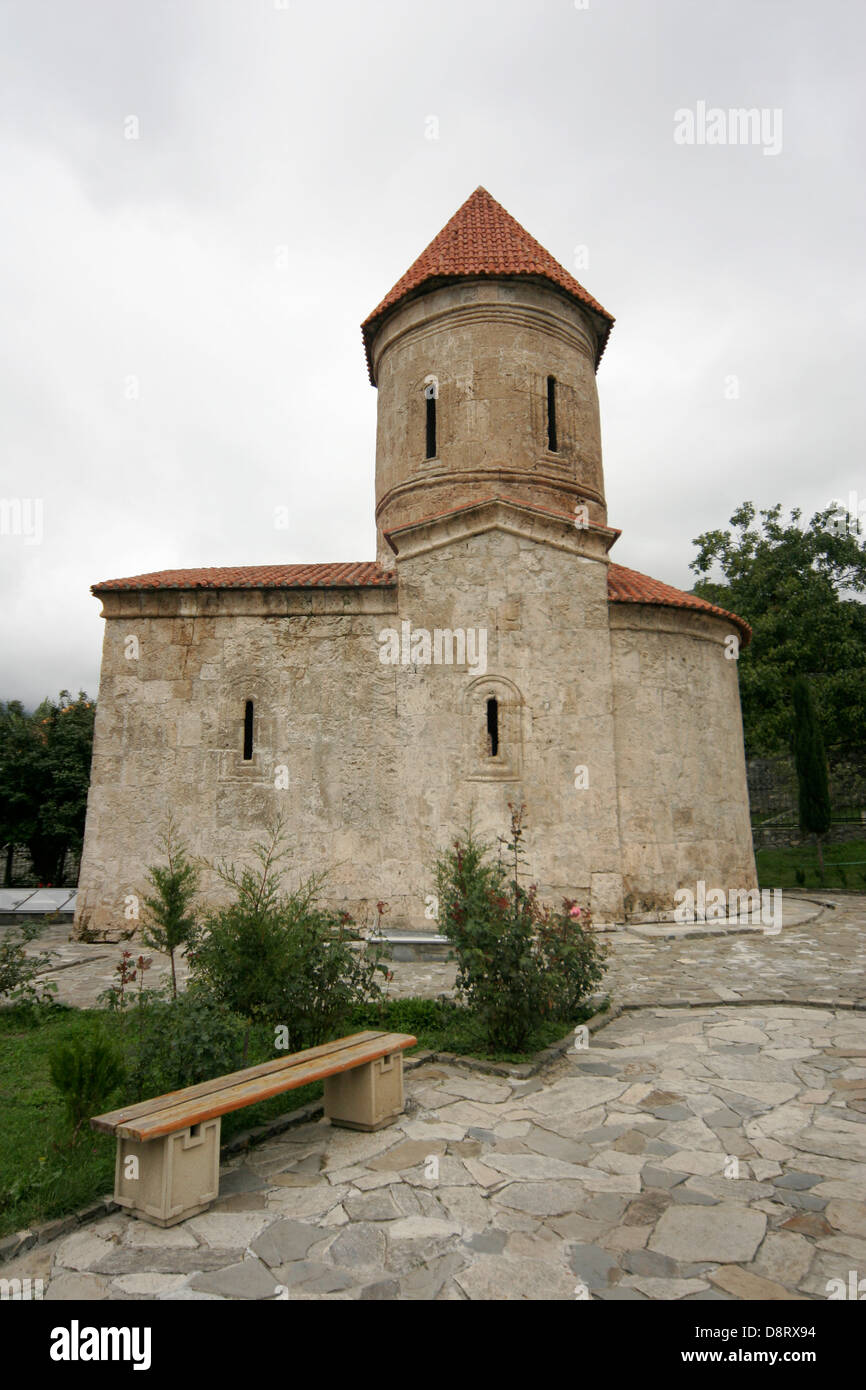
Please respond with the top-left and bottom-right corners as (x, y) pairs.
(792, 678), (832, 881)
(39, 691), (97, 881)
(0, 691), (95, 884)
(141, 819), (199, 999)
(690, 503), (866, 756)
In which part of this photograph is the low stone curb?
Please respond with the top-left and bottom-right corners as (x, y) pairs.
(220, 1097), (326, 1155)
(618, 995), (866, 1013)
(608, 895), (829, 941)
(0, 1196), (118, 1265)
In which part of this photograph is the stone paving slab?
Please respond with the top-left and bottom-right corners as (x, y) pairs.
(4, 1000), (865, 1301)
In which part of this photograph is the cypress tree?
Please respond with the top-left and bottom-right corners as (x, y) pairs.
(792, 678), (832, 882)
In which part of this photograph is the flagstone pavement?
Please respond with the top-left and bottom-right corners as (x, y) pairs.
(2, 896), (864, 1300)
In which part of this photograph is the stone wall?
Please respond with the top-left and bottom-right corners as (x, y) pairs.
(609, 604), (758, 917)
(381, 505), (625, 924)
(75, 585), (402, 939)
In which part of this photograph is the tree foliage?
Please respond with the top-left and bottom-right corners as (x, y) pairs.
(0, 691), (96, 883)
(690, 503), (866, 756)
(792, 677), (832, 878)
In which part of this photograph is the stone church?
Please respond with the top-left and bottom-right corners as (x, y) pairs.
(75, 187), (757, 939)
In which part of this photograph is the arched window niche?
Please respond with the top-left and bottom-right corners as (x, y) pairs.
(218, 674), (278, 784)
(463, 675), (523, 781)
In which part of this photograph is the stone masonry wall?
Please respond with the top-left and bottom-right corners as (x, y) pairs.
(609, 604), (758, 918)
(381, 515), (625, 924)
(75, 587), (402, 939)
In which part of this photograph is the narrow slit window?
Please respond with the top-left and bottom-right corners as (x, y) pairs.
(486, 697), (499, 758)
(426, 391), (437, 459)
(243, 700), (254, 761)
(547, 376), (558, 453)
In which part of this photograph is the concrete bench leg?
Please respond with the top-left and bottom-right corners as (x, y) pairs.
(113, 1119), (222, 1226)
(324, 1051), (405, 1131)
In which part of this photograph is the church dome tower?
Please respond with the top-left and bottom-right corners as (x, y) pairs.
(362, 187), (615, 564)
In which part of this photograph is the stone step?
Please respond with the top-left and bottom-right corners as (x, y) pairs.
(371, 931), (451, 962)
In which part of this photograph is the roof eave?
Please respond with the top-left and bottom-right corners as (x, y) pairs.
(362, 272), (615, 386)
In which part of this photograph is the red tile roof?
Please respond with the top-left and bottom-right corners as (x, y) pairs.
(361, 187), (614, 382)
(608, 562), (751, 643)
(92, 556), (750, 641)
(92, 563), (395, 593)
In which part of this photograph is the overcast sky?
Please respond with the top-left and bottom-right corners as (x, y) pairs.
(1, 0), (864, 707)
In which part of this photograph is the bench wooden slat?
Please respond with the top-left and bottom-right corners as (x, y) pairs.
(91, 1030), (387, 1135)
(93, 1031), (416, 1142)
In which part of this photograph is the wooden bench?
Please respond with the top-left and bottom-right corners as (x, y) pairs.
(91, 1030), (416, 1227)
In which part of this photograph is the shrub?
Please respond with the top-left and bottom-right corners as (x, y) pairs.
(435, 807), (607, 1051)
(351, 995), (446, 1036)
(133, 994), (246, 1095)
(534, 899), (607, 1022)
(0, 919), (58, 1008)
(188, 820), (387, 1057)
(48, 1027), (125, 1141)
(435, 818), (539, 1051)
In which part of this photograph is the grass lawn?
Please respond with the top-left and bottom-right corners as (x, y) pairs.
(0, 1004), (322, 1239)
(756, 838), (866, 892)
(0, 995), (598, 1239)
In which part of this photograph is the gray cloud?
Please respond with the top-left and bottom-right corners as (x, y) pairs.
(1, 0), (864, 704)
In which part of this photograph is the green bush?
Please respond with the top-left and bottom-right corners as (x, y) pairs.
(534, 899), (608, 1022)
(435, 808), (607, 1051)
(133, 994), (246, 1095)
(377, 997), (444, 1034)
(188, 820), (387, 1055)
(351, 996), (446, 1037)
(48, 1027), (125, 1141)
(435, 819), (537, 1051)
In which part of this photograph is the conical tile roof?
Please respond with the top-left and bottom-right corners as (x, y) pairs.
(361, 187), (614, 381)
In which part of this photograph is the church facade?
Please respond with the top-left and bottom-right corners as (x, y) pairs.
(75, 188), (757, 940)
